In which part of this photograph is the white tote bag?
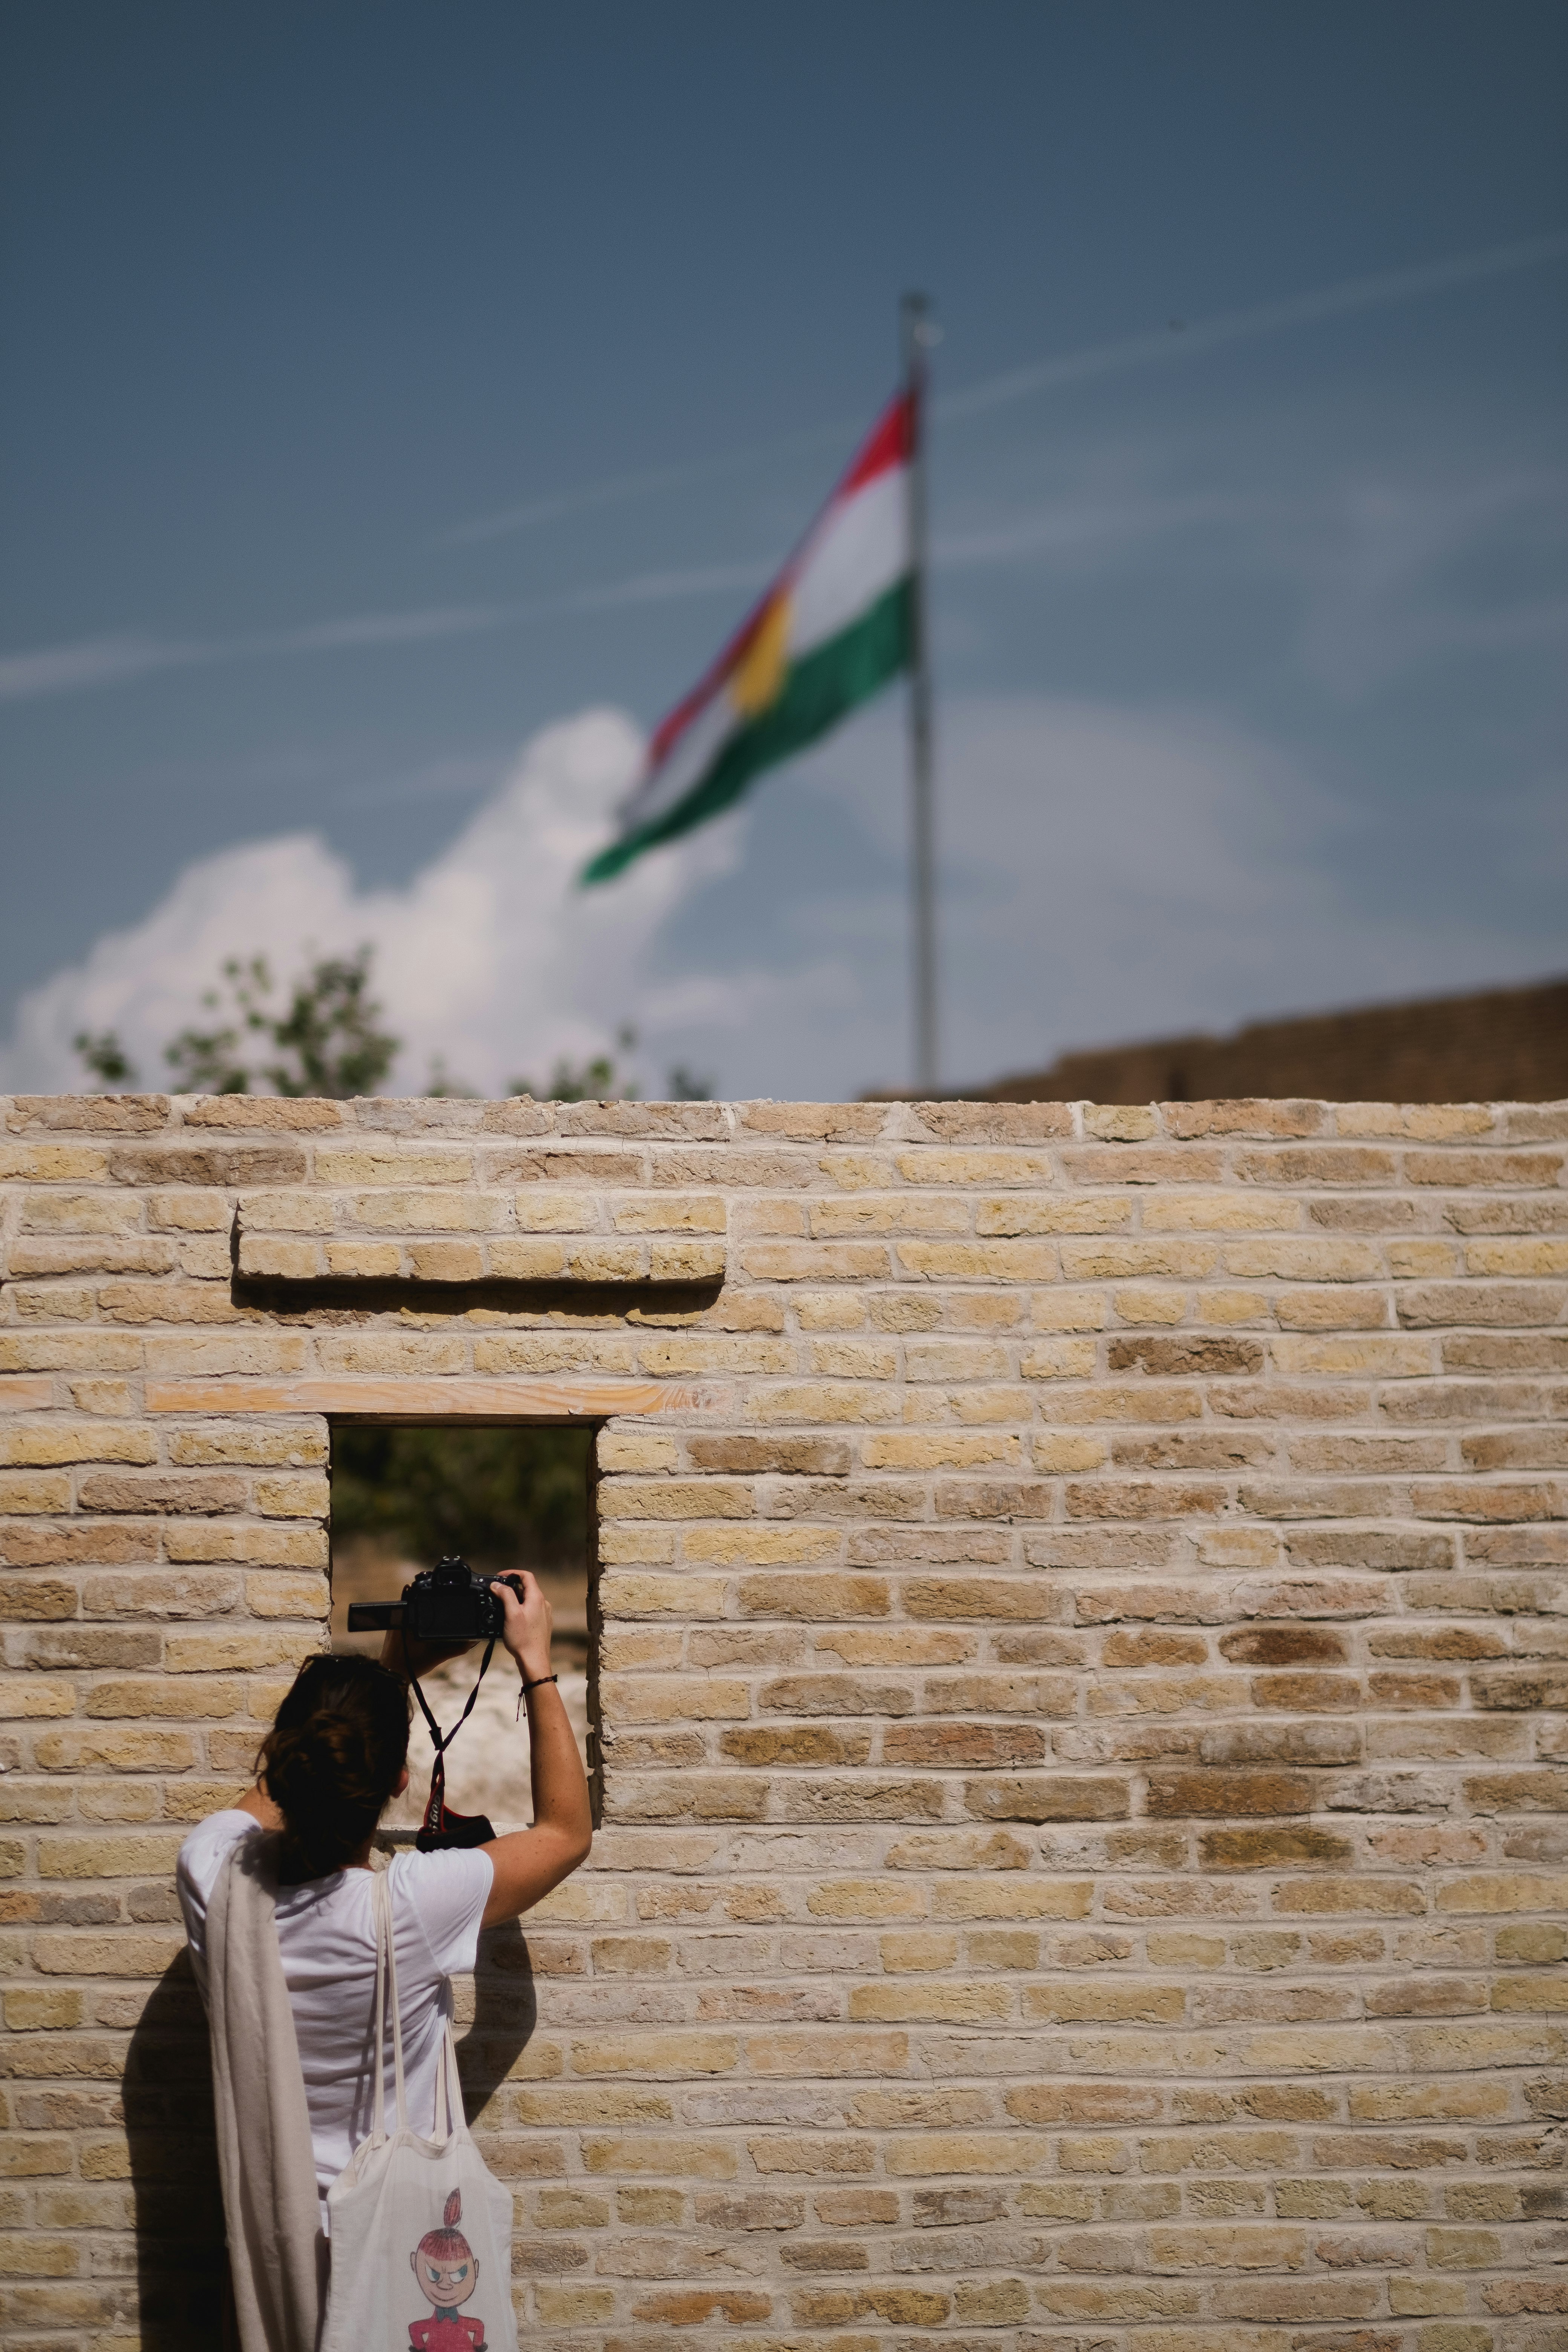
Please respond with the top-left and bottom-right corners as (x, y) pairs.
(322, 1871), (517, 2352)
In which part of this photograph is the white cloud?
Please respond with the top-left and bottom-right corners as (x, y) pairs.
(771, 692), (1559, 1092)
(0, 710), (737, 1096)
(3, 695), (1557, 1104)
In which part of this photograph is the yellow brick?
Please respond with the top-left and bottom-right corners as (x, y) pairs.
(513, 1191), (596, 1232)
(1142, 1193), (1299, 1231)
(600, 1573), (727, 1619)
(930, 1880), (1093, 1921)
(171, 1424), (326, 1467)
(0, 1422), (156, 1467)
(254, 1472), (330, 1517)
(66, 1378), (133, 1413)
(1020, 1335), (1098, 1375)
(21, 1191), (143, 1234)
(597, 1525), (677, 1565)
(0, 1145), (110, 1181)
(648, 1239), (726, 1281)
(164, 1628), (314, 1673)
(147, 1188), (231, 1231)
(896, 1240), (1058, 1280)
(485, 1239), (568, 1278)
(1084, 1107), (1158, 1140)
(1388, 1240), (1460, 1278)
(885, 2132), (1047, 2175)
(1335, 1104), (1494, 1138)
(747, 1383), (901, 1426)
(1426, 2227), (1501, 2268)
(1061, 1239), (1217, 1279)
(1435, 1873), (1568, 1914)
(613, 1195), (726, 1233)
(238, 1237), (321, 1280)
(1199, 1288), (1270, 1324)
(977, 1195), (1132, 1236)
(795, 1291), (869, 1329)
(599, 1478), (752, 1521)
(596, 1429), (680, 1473)
(164, 1521), (326, 1567)
(0, 1470), (72, 1512)
(1032, 1433), (1108, 1473)
(314, 1147), (474, 1186)
(863, 1430), (1019, 1470)
(896, 1150), (1055, 1186)
(3, 1988), (84, 2029)
(1025, 1295), (1107, 1335)
(1225, 1237), (1382, 1281)
(808, 1879), (928, 1920)
(1466, 1237), (1568, 1275)
(1112, 1285), (1188, 1325)
(0, 1678), (76, 1720)
(582, 2135), (735, 2178)
(572, 2031), (738, 2074)
(1148, 2224), (1306, 2270)
(324, 1240), (403, 1277)
(1270, 1334), (1429, 1375)
(37, 1833), (183, 1878)
(879, 1931), (960, 1970)
(848, 1983), (1012, 2023)
(534, 2288), (617, 2324)
(236, 1188), (334, 1233)
(347, 1188), (500, 1233)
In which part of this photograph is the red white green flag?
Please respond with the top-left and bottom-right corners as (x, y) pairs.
(581, 390), (915, 884)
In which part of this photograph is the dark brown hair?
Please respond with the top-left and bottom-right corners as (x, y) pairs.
(259, 1655), (411, 1880)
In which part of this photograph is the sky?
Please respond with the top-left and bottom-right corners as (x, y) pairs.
(2, 0), (1565, 1100)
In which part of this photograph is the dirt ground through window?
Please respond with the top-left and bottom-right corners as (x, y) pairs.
(332, 1539), (590, 1831)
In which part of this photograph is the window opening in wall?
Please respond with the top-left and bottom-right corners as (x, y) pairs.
(329, 1423), (593, 1834)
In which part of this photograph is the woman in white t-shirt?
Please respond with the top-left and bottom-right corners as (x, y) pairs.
(178, 1573), (591, 2227)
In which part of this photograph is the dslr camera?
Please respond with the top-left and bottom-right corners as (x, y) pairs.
(347, 1554), (522, 1645)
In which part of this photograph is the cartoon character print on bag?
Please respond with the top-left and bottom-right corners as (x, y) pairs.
(409, 2189), (488, 2352)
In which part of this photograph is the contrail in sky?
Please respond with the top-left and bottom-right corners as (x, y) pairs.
(449, 229), (1568, 544)
(3, 230), (1564, 706)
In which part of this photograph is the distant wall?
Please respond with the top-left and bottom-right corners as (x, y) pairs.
(980, 976), (1568, 1106)
(1, 1089), (1565, 2350)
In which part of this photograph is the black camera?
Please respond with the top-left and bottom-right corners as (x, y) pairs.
(347, 1555), (521, 1645)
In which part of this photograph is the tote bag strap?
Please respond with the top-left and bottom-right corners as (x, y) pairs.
(371, 1868), (410, 2138)
(432, 1998), (465, 2142)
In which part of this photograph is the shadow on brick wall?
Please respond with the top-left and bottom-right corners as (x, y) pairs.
(124, 1953), (226, 2350)
(123, 1922), (536, 2345)
(456, 1916), (537, 2137)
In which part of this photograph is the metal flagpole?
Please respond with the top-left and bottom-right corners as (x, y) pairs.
(901, 291), (939, 1097)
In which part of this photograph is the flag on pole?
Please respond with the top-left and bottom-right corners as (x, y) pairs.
(580, 391), (915, 885)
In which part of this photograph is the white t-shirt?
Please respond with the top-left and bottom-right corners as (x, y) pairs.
(178, 1811), (493, 2221)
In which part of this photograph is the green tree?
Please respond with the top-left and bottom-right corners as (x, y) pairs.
(161, 947), (400, 1098)
(509, 1022), (640, 1104)
(73, 1030), (138, 1087)
(508, 1023), (713, 1103)
(330, 1423), (591, 1571)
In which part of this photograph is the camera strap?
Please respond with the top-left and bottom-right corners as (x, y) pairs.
(409, 1641), (498, 1853)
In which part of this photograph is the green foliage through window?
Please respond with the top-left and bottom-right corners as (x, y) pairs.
(331, 1423), (591, 1573)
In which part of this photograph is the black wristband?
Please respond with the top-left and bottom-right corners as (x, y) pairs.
(521, 1671), (558, 1691)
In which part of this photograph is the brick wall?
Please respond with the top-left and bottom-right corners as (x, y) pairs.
(976, 977), (1568, 1107)
(1, 1089), (1564, 2352)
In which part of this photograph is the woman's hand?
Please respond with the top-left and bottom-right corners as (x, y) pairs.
(491, 1571), (553, 1683)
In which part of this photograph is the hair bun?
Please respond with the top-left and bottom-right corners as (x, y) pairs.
(259, 1657), (411, 1880)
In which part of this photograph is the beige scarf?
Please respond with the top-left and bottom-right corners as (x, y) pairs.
(206, 1833), (328, 2352)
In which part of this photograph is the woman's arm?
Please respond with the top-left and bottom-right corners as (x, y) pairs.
(477, 1573), (593, 1926)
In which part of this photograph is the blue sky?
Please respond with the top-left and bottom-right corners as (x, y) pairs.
(2, 0), (1564, 1097)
